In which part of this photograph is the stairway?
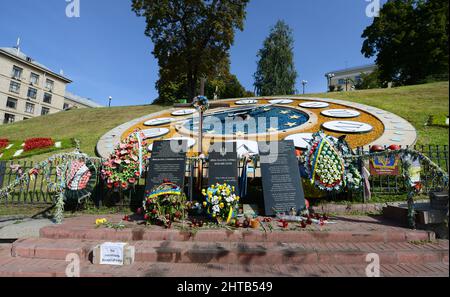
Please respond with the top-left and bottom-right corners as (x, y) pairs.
(0, 215), (448, 277)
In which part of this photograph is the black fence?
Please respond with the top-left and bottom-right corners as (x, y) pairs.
(0, 145), (448, 206)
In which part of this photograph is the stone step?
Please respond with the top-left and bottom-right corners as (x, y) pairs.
(11, 238), (449, 266)
(0, 255), (448, 277)
(39, 225), (435, 244)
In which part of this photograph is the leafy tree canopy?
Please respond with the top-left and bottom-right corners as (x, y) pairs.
(361, 0), (449, 85)
(254, 20), (298, 96)
(132, 0), (250, 103)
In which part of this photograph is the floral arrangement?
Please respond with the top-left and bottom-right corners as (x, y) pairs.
(101, 132), (144, 190)
(193, 95), (210, 112)
(143, 181), (187, 228)
(24, 138), (54, 151)
(202, 183), (240, 225)
(304, 131), (362, 192)
(0, 139), (9, 149)
(0, 141), (101, 224)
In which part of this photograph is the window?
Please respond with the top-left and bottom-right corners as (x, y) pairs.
(41, 107), (50, 115)
(45, 79), (54, 91)
(43, 92), (52, 104)
(6, 98), (18, 109)
(9, 81), (21, 93)
(23, 117), (30, 121)
(3, 113), (15, 124)
(25, 102), (35, 114)
(30, 73), (40, 85)
(12, 66), (23, 80)
(27, 87), (37, 99)
(338, 79), (346, 85)
(63, 103), (70, 110)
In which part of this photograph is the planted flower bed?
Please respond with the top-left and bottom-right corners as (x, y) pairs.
(24, 138), (55, 151)
(0, 138), (75, 161)
(0, 139), (9, 149)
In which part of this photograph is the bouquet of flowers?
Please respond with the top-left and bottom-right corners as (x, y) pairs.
(143, 181), (187, 228)
(202, 183), (240, 224)
(101, 132), (143, 190)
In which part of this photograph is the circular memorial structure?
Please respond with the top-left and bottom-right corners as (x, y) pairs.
(97, 96), (417, 158)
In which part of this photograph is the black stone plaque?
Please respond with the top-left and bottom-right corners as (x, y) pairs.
(208, 142), (239, 192)
(259, 140), (306, 216)
(145, 140), (187, 192)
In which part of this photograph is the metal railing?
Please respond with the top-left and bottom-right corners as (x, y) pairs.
(0, 145), (448, 206)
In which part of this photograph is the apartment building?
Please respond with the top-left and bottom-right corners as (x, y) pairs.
(325, 64), (377, 92)
(0, 47), (101, 125)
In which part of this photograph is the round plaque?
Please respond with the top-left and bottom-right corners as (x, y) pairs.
(321, 109), (361, 118)
(140, 128), (170, 139)
(322, 121), (373, 134)
(235, 99), (258, 105)
(284, 133), (314, 149)
(144, 117), (174, 126)
(268, 99), (294, 105)
(172, 109), (196, 116)
(299, 102), (330, 109)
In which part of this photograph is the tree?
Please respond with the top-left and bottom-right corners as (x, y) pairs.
(361, 0), (449, 86)
(254, 20), (297, 96)
(355, 69), (382, 90)
(132, 0), (250, 103)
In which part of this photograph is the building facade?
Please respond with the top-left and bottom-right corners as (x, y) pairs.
(0, 47), (101, 125)
(325, 64), (377, 92)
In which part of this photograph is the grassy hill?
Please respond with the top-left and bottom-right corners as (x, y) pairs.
(0, 82), (448, 162)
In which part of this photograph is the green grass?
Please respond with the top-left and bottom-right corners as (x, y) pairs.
(0, 105), (165, 161)
(308, 81), (449, 146)
(0, 139), (74, 160)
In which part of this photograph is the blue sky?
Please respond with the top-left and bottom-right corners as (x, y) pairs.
(0, 0), (379, 106)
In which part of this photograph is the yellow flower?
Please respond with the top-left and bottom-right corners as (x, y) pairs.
(236, 196), (240, 201)
(219, 203), (224, 209)
(203, 201), (207, 207)
(218, 197), (222, 201)
(95, 218), (107, 226)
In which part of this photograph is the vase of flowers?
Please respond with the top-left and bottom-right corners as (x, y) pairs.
(202, 183), (240, 225)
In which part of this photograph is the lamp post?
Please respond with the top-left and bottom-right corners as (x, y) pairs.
(108, 96), (112, 108)
(326, 73), (335, 92)
(301, 80), (308, 95)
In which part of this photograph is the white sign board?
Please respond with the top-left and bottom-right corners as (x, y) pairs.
(100, 242), (128, 266)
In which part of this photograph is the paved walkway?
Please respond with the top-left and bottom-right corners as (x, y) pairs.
(0, 214), (447, 277)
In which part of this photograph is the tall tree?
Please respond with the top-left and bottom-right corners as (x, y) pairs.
(254, 20), (297, 96)
(132, 0), (250, 103)
(361, 0), (449, 85)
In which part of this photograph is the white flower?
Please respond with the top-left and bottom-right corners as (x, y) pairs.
(212, 205), (220, 213)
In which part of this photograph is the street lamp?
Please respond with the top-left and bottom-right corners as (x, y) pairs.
(326, 73), (335, 92)
(108, 96), (112, 108)
(301, 80), (308, 95)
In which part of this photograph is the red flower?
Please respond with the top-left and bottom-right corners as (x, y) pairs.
(128, 178), (136, 184)
(121, 182), (128, 189)
(135, 172), (140, 177)
(113, 182), (120, 188)
(24, 138), (54, 151)
(144, 214), (149, 220)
